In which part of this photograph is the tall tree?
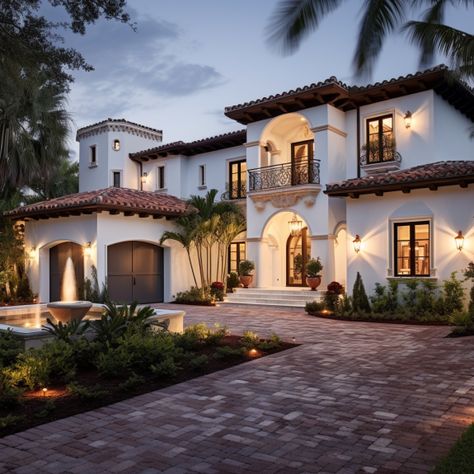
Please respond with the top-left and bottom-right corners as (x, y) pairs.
(266, 0), (474, 80)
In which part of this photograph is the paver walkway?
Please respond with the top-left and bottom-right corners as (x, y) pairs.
(1, 304), (474, 474)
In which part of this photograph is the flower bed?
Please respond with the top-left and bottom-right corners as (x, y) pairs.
(0, 306), (295, 437)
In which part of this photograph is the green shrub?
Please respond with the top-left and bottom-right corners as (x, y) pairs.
(306, 258), (323, 277)
(214, 346), (245, 360)
(67, 382), (109, 400)
(352, 272), (371, 313)
(324, 281), (344, 310)
(0, 372), (23, 408)
(205, 324), (228, 346)
(238, 260), (255, 276)
(95, 349), (132, 378)
(34, 399), (56, 419)
(210, 282), (225, 301)
(150, 357), (177, 377)
(240, 330), (259, 349)
(188, 354), (209, 371)
(0, 330), (23, 367)
(442, 272), (465, 315)
(176, 323), (226, 349)
(0, 414), (25, 430)
(305, 301), (326, 313)
(71, 338), (101, 370)
(464, 262), (474, 317)
(226, 272), (240, 291)
(174, 287), (214, 305)
(370, 281), (399, 313)
(257, 333), (282, 351)
(450, 310), (473, 329)
(118, 374), (145, 392)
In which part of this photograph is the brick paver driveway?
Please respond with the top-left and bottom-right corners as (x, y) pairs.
(1, 304), (474, 474)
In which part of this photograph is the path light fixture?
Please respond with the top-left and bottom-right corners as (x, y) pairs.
(83, 242), (92, 257)
(404, 111), (412, 129)
(455, 230), (465, 251)
(353, 234), (362, 254)
(289, 214), (303, 236)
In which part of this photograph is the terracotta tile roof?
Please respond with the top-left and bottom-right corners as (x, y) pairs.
(325, 161), (474, 197)
(5, 187), (190, 220)
(225, 65), (474, 124)
(130, 129), (246, 161)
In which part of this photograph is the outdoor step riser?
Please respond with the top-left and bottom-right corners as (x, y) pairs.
(224, 297), (321, 304)
(227, 294), (320, 300)
(222, 301), (308, 307)
(232, 290), (324, 297)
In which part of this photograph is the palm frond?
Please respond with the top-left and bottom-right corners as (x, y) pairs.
(404, 21), (474, 80)
(353, 0), (407, 78)
(266, 0), (344, 54)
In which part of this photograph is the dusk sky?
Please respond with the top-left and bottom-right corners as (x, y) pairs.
(61, 0), (474, 156)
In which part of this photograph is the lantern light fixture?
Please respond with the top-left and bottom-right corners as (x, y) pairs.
(141, 172), (148, 184)
(353, 234), (362, 253)
(288, 214), (303, 236)
(404, 110), (412, 128)
(28, 247), (37, 260)
(454, 230), (464, 251)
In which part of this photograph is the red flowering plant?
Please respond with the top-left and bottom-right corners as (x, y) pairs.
(324, 281), (345, 311)
(210, 281), (225, 301)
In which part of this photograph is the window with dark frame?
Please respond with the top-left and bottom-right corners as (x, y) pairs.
(90, 145), (97, 165)
(228, 242), (246, 274)
(229, 159), (246, 199)
(113, 171), (121, 188)
(366, 114), (394, 163)
(199, 165), (206, 186)
(394, 221), (430, 277)
(157, 166), (165, 189)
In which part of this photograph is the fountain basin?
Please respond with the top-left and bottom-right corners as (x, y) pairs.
(46, 301), (93, 324)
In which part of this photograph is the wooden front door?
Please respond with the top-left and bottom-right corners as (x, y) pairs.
(286, 227), (311, 287)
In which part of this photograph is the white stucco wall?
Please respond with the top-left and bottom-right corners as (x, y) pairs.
(346, 186), (474, 297)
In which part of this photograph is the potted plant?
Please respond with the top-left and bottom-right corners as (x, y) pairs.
(238, 260), (255, 288)
(305, 258), (323, 291)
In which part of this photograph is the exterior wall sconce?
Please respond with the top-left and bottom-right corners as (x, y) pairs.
(289, 214), (303, 236)
(83, 242), (92, 257)
(141, 172), (148, 185)
(112, 139), (120, 151)
(404, 111), (412, 129)
(28, 247), (37, 260)
(455, 230), (464, 251)
(353, 234), (362, 253)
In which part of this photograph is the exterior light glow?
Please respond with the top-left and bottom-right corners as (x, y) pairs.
(289, 214), (303, 236)
(249, 348), (258, 357)
(404, 111), (412, 128)
(353, 234), (362, 253)
(112, 139), (120, 151)
(455, 230), (464, 251)
(42, 387), (48, 396)
(28, 247), (37, 260)
(141, 172), (148, 184)
(83, 242), (92, 257)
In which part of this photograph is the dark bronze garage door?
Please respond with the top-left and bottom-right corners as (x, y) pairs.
(107, 241), (164, 304)
(50, 242), (84, 302)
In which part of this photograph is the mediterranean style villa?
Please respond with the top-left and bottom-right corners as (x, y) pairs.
(7, 65), (474, 306)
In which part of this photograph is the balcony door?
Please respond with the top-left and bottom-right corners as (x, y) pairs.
(291, 140), (313, 185)
(286, 227), (311, 287)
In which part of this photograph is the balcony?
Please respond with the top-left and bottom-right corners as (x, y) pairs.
(360, 142), (402, 175)
(247, 158), (321, 211)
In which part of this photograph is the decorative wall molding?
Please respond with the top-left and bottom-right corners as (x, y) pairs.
(310, 234), (336, 241)
(246, 237), (263, 242)
(77, 123), (163, 142)
(311, 124), (347, 138)
(244, 140), (264, 148)
(249, 185), (321, 211)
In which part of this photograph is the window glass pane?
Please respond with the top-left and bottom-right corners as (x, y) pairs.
(368, 119), (379, 135)
(414, 224), (430, 275)
(113, 172), (120, 188)
(395, 222), (430, 277)
(397, 225), (410, 241)
(382, 117), (393, 132)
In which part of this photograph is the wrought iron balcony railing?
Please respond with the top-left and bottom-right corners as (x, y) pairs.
(248, 158), (320, 192)
(360, 145), (402, 166)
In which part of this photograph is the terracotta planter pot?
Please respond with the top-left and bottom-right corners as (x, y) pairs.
(306, 276), (321, 291)
(239, 275), (253, 288)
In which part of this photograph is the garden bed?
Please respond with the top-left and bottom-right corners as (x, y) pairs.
(0, 331), (296, 438)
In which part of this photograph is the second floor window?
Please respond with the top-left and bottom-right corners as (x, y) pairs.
(90, 145), (97, 166)
(157, 165), (165, 190)
(366, 114), (394, 163)
(113, 171), (121, 188)
(229, 159), (246, 199)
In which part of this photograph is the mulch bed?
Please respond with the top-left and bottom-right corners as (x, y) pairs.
(0, 335), (297, 438)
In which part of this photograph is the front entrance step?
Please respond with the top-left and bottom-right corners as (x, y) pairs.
(223, 287), (324, 307)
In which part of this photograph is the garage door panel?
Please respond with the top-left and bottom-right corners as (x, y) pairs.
(133, 275), (162, 304)
(108, 242), (133, 275)
(132, 241), (161, 274)
(107, 275), (133, 304)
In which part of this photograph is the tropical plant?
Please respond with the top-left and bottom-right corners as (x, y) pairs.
(42, 318), (89, 343)
(266, 0), (474, 80)
(238, 260), (255, 277)
(305, 258), (323, 277)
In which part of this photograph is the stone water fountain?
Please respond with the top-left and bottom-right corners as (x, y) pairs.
(47, 257), (92, 323)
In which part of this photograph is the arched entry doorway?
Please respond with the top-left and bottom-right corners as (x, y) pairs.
(50, 242), (84, 302)
(107, 241), (163, 304)
(286, 227), (311, 286)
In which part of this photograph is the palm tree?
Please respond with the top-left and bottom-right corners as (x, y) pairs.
(266, 0), (474, 80)
(0, 58), (70, 197)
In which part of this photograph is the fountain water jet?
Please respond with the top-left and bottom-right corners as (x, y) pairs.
(47, 256), (92, 324)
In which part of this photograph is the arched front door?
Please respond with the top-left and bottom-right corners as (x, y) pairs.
(107, 241), (163, 304)
(286, 228), (310, 287)
(50, 242), (84, 302)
